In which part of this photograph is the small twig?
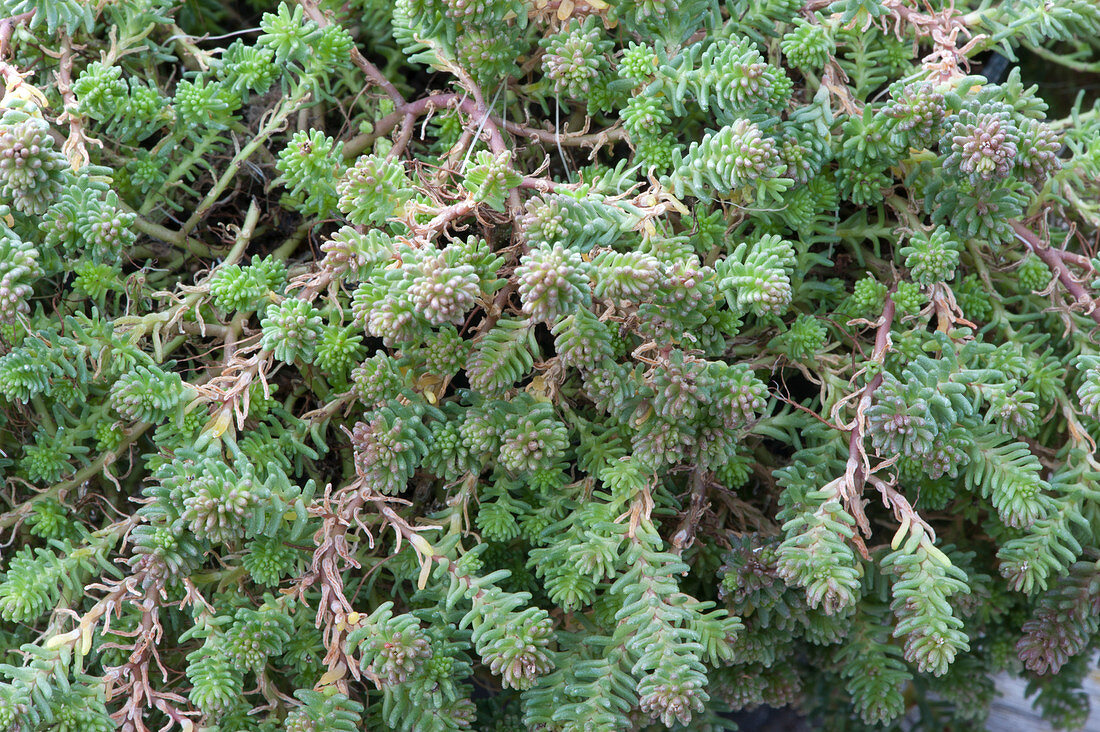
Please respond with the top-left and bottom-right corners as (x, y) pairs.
(343, 93), (627, 159)
(773, 390), (844, 430)
(867, 474), (939, 547)
(56, 33), (97, 169)
(180, 93), (307, 236)
(411, 198), (479, 239)
(846, 293), (895, 474)
(520, 176), (576, 193)
(127, 207), (221, 259)
(1011, 220), (1100, 326)
(387, 113), (416, 160)
(503, 117), (626, 149)
(828, 290), (897, 538)
(0, 11), (34, 58)
(671, 468), (710, 553)
(295, 0), (405, 106)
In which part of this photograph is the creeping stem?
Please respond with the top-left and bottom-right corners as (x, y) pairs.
(1011, 221), (1100, 327)
(343, 94), (627, 159)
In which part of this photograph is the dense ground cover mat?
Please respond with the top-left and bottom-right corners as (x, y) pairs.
(1, 0), (1100, 730)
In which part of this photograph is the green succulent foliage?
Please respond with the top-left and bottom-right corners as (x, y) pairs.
(209, 255), (286, 313)
(776, 477), (863, 615)
(541, 17), (613, 99)
(0, 227), (41, 322)
(40, 174), (137, 265)
(782, 16), (832, 70)
(348, 601), (433, 684)
(71, 259), (124, 301)
(1016, 252), (1052, 292)
(173, 77), (241, 131)
(881, 527), (970, 676)
(516, 244), (591, 323)
(20, 426), (89, 482)
(74, 62), (169, 141)
(222, 600), (294, 669)
(24, 499), (74, 540)
(242, 535), (298, 586)
(899, 225), (961, 284)
(260, 298), (324, 363)
(892, 279), (925, 314)
(455, 29), (524, 88)
(665, 119), (791, 204)
(112, 364), (188, 423)
(467, 317), (539, 395)
(0, 100), (69, 216)
(718, 233), (796, 316)
(620, 94), (671, 141)
(837, 606), (911, 725)
(433, 549), (555, 691)
(276, 129), (346, 217)
(847, 275), (887, 316)
(258, 2), (323, 71)
(520, 193), (638, 253)
(0, 535), (115, 624)
(463, 151), (523, 211)
(1, 0), (1099, 730)
(218, 40), (278, 97)
(349, 405), (432, 494)
(609, 521), (742, 726)
(338, 153), (415, 227)
(286, 688), (363, 731)
(776, 313), (827, 360)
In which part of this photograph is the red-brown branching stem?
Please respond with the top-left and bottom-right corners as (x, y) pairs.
(413, 199), (479, 238)
(387, 112), (417, 159)
(294, 476), (430, 689)
(867, 474), (938, 543)
(368, 94), (502, 152)
(1011, 221), (1100, 326)
(520, 176), (578, 193)
(344, 93), (626, 159)
(291, 4), (512, 165)
(1057, 249), (1095, 271)
(671, 467), (711, 553)
(848, 292), (895, 478)
(295, 0), (405, 106)
(57, 33), (94, 169)
(349, 47), (405, 105)
(839, 290), (896, 537)
(89, 558), (197, 732)
(0, 11), (34, 58)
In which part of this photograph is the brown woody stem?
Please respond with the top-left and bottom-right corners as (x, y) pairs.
(1011, 221), (1100, 326)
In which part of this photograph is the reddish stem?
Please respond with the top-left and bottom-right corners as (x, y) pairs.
(345, 94), (626, 158)
(0, 11), (34, 58)
(839, 291), (896, 538)
(296, 0), (405, 106)
(1011, 221), (1100, 326)
(848, 292), (896, 487)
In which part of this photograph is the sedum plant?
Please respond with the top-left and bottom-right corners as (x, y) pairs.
(0, 0), (1099, 730)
